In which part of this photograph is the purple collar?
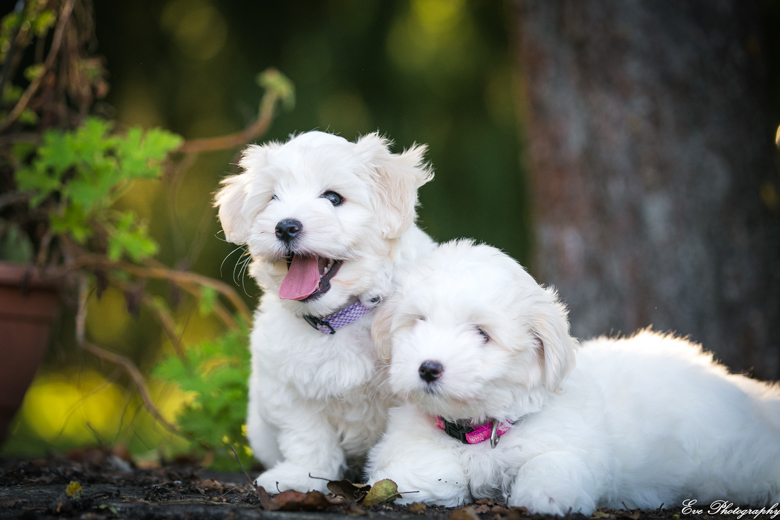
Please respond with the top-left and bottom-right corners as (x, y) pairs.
(303, 300), (373, 335)
(435, 416), (512, 448)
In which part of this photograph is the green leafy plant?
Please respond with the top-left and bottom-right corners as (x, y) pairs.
(13, 117), (182, 262)
(154, 318), (253, 470)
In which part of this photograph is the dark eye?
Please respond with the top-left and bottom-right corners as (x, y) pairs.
(476, 327), (490, 343)
(321, 190), (344, 206)
(271, 193), (278, 200)
(417, 316), (426, 322)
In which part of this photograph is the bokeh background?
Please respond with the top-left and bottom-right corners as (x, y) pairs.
(2, 0), (779, 462)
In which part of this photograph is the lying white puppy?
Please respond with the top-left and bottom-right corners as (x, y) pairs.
(215, 131), (435, 492)
(366, 240), (780, 515)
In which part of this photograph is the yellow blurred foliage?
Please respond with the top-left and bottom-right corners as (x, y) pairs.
(86, 288), (131, 349)
(386, 0), (477, 85)
(21, 369), (125, 444)
(9, 368), (194, 457)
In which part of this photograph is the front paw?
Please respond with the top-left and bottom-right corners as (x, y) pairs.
(509, 480), (596, 516)
(254, 463), (330, 493)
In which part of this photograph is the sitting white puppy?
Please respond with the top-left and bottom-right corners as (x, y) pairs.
(366, 240), (780, 515)
(215, 131), (435, 492)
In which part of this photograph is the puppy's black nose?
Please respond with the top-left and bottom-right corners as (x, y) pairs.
(275, 219), (302, 243)
(419, 360), (444, 383)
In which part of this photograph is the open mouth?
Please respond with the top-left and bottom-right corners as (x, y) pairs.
(278, 254), (342, 301)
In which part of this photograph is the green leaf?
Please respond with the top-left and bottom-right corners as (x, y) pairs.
(107, 212), (158, 262)
(198, 286), (218, 316)
(50, 205), (91, 243)
(32, 10), (55, 36)
(257, 69), (295, 111)
(18, 108), (39, 125)
(15, 164), (60, 206)
(116, 127), (182, 179)
(23, 64), (45, 82)
(362, 479), (400, 506)
(2, 85), (23, 103)
(37, 129), (77, 177)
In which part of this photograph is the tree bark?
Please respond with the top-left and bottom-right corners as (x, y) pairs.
(513, 0), (780, 379)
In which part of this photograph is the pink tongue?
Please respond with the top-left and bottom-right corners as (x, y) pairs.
(279, 255), (320, 300)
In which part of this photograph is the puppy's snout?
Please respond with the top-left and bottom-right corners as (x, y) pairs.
(418, 360), (444, 383)
(275, 219), (303, 243)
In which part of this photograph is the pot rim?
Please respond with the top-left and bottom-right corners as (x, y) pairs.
(0, 261), (59, 290)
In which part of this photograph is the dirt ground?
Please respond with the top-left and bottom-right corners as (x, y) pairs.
(0, 449), (764, 520)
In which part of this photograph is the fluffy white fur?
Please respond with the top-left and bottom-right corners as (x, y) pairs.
(366, 240), (780, 515)
(214, 131), (435, 492)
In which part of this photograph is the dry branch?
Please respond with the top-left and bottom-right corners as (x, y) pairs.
(0, 0), (77, 133)
(176, 77), (281, 154)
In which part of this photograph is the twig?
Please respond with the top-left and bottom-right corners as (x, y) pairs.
(230, 445), (258, 495)
(47, 253), (253, 322)
(0, 191), (30, 211)
(74, 273), (183, 437)
(82, 340), (182, 437)
(143, 293), (185, 357)
(176, 82), (279, 154)
(0, 0), (77, 133)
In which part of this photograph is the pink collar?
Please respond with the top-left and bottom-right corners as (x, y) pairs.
(435, 416), (512, 448)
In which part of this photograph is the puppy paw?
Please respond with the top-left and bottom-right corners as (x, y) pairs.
(254, 464), (331, 494)
(509, 483), (596, 516)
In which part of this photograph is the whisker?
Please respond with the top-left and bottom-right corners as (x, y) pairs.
(239, 255), (255, 297)
(221, 245), (246, 278)
(233, 250), (251, 286)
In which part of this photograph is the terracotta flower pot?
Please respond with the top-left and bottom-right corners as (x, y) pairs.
(0, 261), (59, 444)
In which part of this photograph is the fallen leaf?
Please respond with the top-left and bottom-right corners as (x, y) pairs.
(65, 481), (83, 500)
(362, 479), (400, 507)
(275, 489), (331, 511)
(449, 506), (481, 520)
(195, 479), (223, 492)
(255, 486), (280, 511)
(473, 504), (491, 514)
(490, 505), (509, 515)
(592, 512), (613, 519)
(407, 502), (427, 515)
(345, 504), (369, 516)
(327, 479), (371, 501)
(476, 498), (494, 506)
(325, 494), (349, 506)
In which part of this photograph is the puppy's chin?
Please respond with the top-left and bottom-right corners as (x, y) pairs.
(407, 388), (491, 423)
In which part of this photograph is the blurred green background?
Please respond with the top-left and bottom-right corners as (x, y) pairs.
(1, 0), (528, 461)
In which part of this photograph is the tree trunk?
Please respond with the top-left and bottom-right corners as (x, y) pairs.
(512, 0), (780, 379)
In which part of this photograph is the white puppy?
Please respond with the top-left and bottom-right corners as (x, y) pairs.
(366, 240), (780, 515)
(215, 131), (435, 492)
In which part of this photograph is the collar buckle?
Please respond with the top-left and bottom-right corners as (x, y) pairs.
(303, 314), (335, 334)
(441, 418), (475, 444)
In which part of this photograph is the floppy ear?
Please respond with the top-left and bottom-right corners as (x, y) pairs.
(371, 295), (398, 363)
(531, 288), (578, 392)
(213, 144), (274, 244)
(355, 133), (434, 239)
